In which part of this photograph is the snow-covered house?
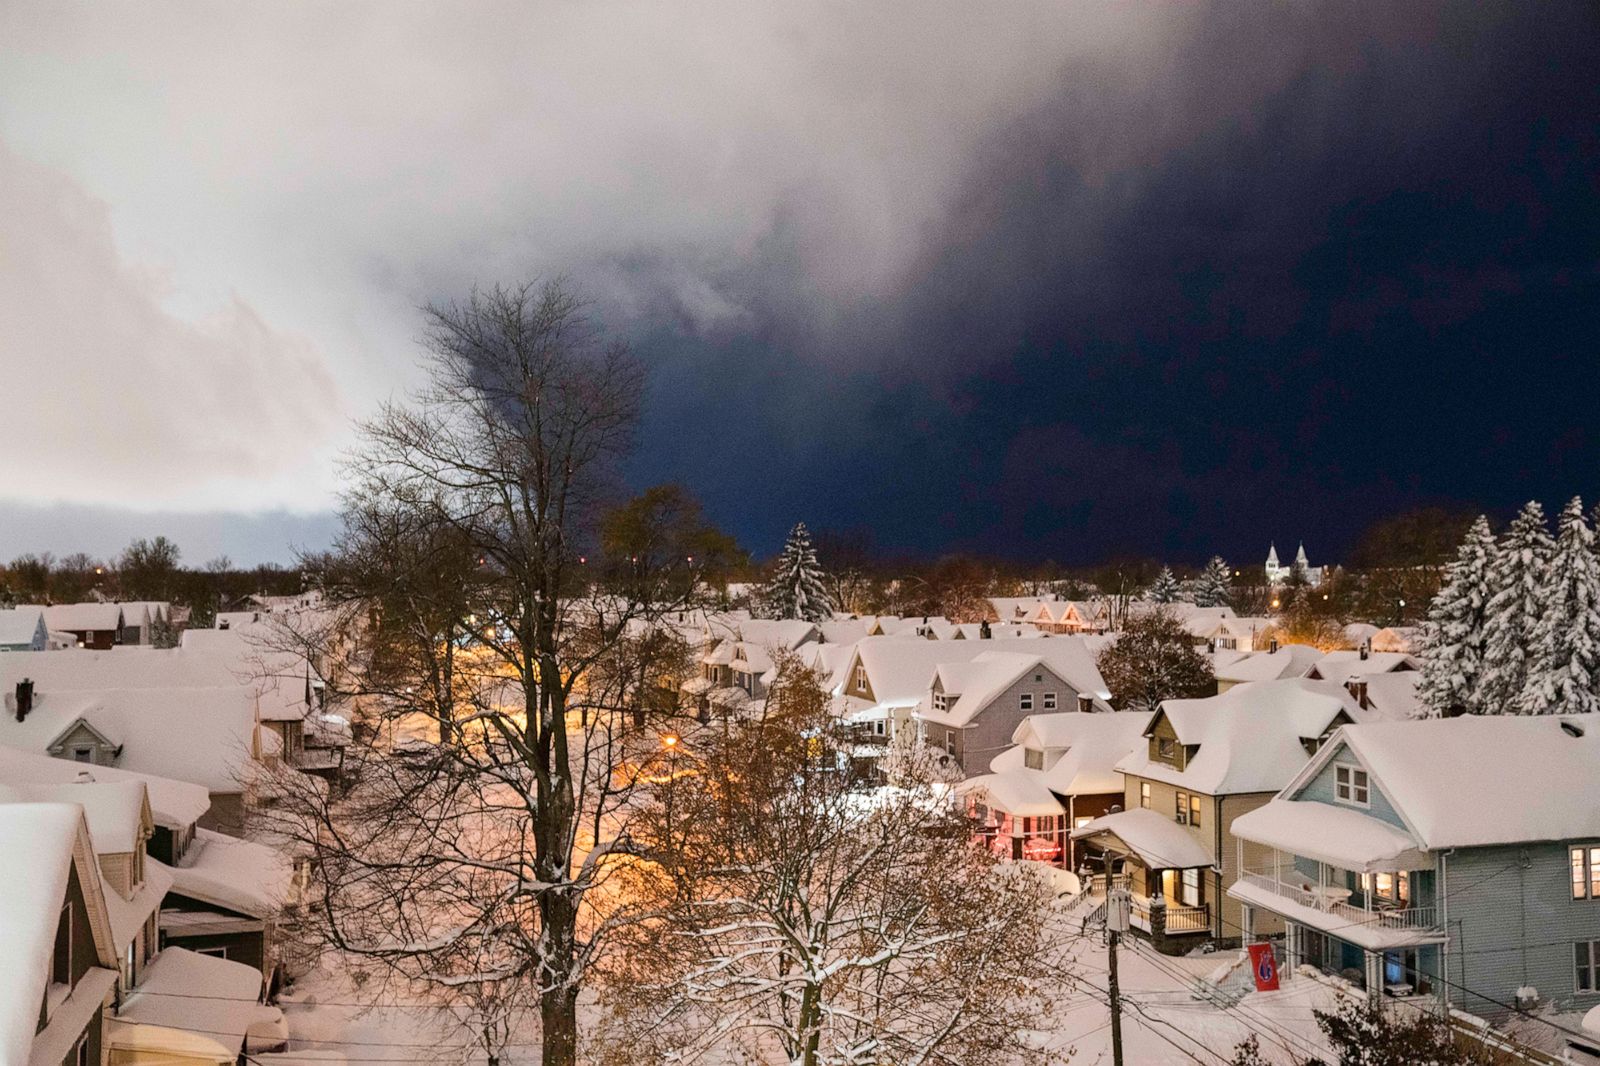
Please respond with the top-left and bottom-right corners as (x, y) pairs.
(912, 647), (1113, 772)
(960, 711), (1150, 869)
(115, 602), (172, 646)
(1369, 626), (1419, 654)
(0, 608), (49, 652)
(1228, 714), (1600, 1018)
(1213, 643), (1324, 692)
(1200, 615), (1275, 652)
(684, 618), (821, 719)
(1305, 649), (1419, 683)
(987, 596), (1053, 625)
(0, 800), (121, 1066)
(1072, 678), (1367, 950)
(32, 603), (126, 650)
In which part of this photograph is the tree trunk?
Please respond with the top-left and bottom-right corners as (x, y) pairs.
(540, 982), (579, 1066)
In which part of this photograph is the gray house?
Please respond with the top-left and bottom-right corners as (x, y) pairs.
(0, 607), (48, 651)
(1228, 713), (1600, 1020)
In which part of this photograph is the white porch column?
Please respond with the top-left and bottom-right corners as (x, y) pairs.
(1364, 950), (1384, 1002)
(1241, 902), (1254, 943)
(1284, 921), (1299, 970)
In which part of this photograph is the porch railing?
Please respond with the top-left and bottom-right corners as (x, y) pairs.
(1238, 868), (1440, 933)
(1130, 894), (1210, 934)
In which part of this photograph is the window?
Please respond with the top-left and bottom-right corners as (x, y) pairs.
(1189, 794), (1202, 830)
(1571, 846), (1600, 899)
(1157, 737), (1176, 761)
(944, 730), (956, 756)
(1043, 692), (1057, 710)
(1074, 815), (1093, 829)
(1175, 791), (1190, 825)
(1181, 868), (1201, 907)
(1140, 782), (1151, 809)
(854, 665), (868, 693)
(1372, 871), (1410, 906)
(72, 1036), (89, 1066)
(1024, 748), (1044, 771)
(196, 946), (230, 959)
(1335, 765), (1369, 807)
(72, 746), (93, 763)
(1578, 941), (1600, 992)
(1019, 693), (1034, 711)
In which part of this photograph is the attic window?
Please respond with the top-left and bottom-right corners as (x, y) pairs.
(1562, 721), (1586, 738)
(1024, 748), (1044, 770)
(1335, 764), (1369, 807)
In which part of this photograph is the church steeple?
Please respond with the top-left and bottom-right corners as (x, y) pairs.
(1266, 543), (1280, 567)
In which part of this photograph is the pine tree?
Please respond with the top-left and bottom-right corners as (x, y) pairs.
(1516, 497), (1600, 714)
(1146, 566), (1182, 603)
(1415, 516), (1496, 717)
(758, 523), (835, 623)
(1192, 556), (1232, 608)
(1476, 500), (1554, 713)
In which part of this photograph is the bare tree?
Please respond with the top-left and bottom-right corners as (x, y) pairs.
(594, 655), (1068, 1066)
(263, 279), (712, 1065)
(1094, 606), (1216, 712)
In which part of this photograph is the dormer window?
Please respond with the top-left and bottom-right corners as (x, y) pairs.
(1024, 748), (1044, 770)
(1335, 764), (1369, 807)
(855, 665), (868, 693)
(1157, 737), (1176, 761)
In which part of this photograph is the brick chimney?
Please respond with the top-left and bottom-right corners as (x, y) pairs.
(14, 679), (34, 722)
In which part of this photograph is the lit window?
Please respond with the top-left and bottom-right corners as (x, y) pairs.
(1074, 815), (1092, 829)
(1140, 782), (1151, 809)
(1572, 846), (1600, 900)
(1181, 868), (1201, 907)
(1020, 693), (1034, 711)
(1335, 765), (1369, 806)
(1189, 794), (1201, 829)
(1175, 791), (1189, 825)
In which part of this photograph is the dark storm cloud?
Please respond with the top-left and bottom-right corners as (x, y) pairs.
(624, 2), (1600, 563)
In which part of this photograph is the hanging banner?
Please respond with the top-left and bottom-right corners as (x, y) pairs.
(1247, 942), (1281, 992)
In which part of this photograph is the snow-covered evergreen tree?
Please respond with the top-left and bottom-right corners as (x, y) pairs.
(1516, 497), (1600, 714)
(1415, 515), (1496, 717)
(758, 522), (835, 622)
(1192, 556), (1232, 608)
(1146, 566), (1181, 603)
(1476, 500), (1554, 713)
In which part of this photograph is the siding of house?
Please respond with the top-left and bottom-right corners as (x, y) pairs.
(48, 722), (117, 766)
(1292, 751), (1409, 830)
(199, 792), (247, 837)
(1443, 843), (1600, 1019)
(958, 665), (1080, 772)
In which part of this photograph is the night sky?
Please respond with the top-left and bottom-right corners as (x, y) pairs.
(1, 2), (1597, 566)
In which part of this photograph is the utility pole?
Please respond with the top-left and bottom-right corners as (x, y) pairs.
(1107, 884), (1130, 1066)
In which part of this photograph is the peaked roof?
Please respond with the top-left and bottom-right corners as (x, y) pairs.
(992, 711), (1152, 795)
(0, 803), (116, 1066)
(1306, 651), (1418, 680)
(842, 635), (1102, 707)
(0, 608), (46, 646)
(1214, 643), (1323, 684)
(1070, 808), (1216, 869)
(0, 744), (210, 829)
(33, 603), (124, 632)
(1311, 714), (1600, 849)
(1118, 678), (1367, 795)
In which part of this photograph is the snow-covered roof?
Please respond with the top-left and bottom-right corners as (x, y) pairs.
(0, 607), (45, 647)
(1354, 671), (1425, 721)
(113, 947), (280, 1057)
(162, 827), (295, 918)
(988, 596), (1053, 622)
(104, 860), (173, 950)
(34, 602), (124, 632)
(1070, 808), (1216, 870)
(816, 618), (871, 645)
(1214, 644), (1323, 684)
(0, 744), (209, 830)
(116, 601), (170, 623)
(1309, 714), (1600, 849)
(1117, 678), (1366, 795)
(6, 778), (149, 854)
(992, 711), (1152, 796)
(847, 635), (1110, 712)
(1306, 650), (1418, 680)
(0, 803), (101, 1066)
(0, 685), (260, 794)
(958, 770), (1065, 817)
(1343, 623), (1380, 646)
(1230, 798), (1429, 872)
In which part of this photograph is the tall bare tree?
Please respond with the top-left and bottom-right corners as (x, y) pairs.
(266, 279), (713, 1064)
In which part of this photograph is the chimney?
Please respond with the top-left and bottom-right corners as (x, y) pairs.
(1269, 638), (1279, 653)
(1347, 679), (1369, 710)
(1359, 640), (1371, 661)
(1077, 693), (1094, 713)
(14, 678), (33, 722)
(979, 619), (992, 640)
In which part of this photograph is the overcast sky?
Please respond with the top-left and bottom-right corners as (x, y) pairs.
(2, 2), (1596, 566)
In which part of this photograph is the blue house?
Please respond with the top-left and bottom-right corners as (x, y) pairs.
(1228, 713), (1600, 1020)
(0, 607), (48, 652)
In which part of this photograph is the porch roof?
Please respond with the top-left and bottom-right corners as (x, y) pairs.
(1227, 878), (1447, 951)
(1231, 799), (1429, 872)
(958, 770), (1065, 818)
(1070, 808), (1215, 870)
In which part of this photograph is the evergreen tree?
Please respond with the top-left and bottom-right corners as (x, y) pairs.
(1516, 497), (1600, 714)
(1476, 500), (1554, 713)
(1192, 556), (1232, 608)
(758, 523), (835, 623)
(1415, 515), (1496, 717)
(1146, 566), (1181, 603)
